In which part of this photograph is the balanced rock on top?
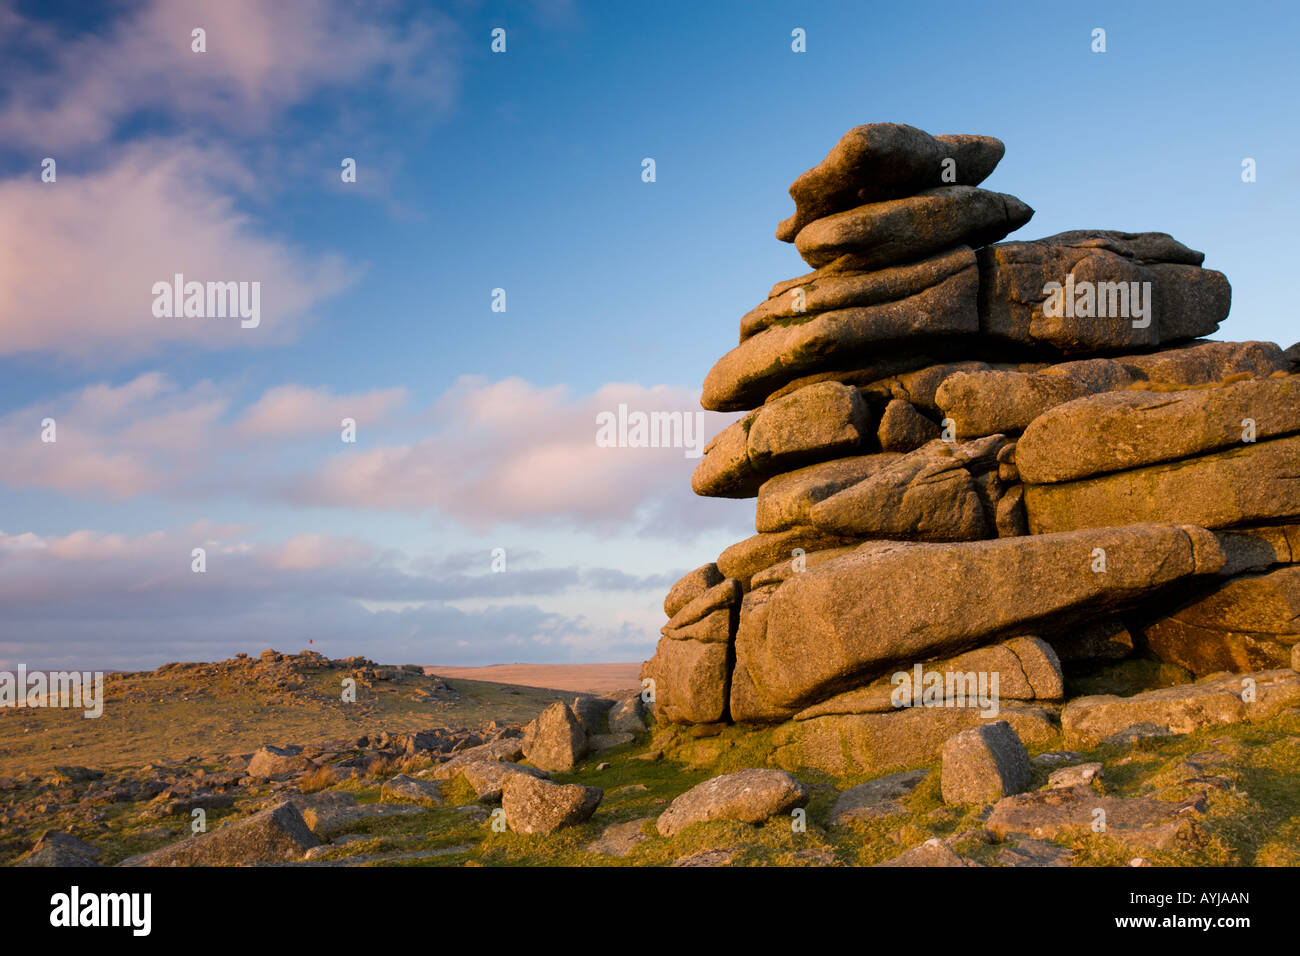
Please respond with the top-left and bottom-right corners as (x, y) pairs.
(776, 123), (1006, 241)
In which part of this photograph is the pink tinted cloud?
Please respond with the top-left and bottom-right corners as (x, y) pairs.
(0, 370), (747, 536)
(271, 533), (375, 572)
(236, 385), (409, 439)
(302, 376), (739, 528)
(0, 142), (356, 360)
(0, 373), (408, 499)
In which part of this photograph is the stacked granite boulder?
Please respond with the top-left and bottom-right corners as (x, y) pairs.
(643, 123), (1300, 775)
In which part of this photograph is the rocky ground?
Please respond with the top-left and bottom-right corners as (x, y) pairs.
(5, 648), (1300, 867)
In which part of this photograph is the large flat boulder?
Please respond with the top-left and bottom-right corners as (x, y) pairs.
(776, 123), (1004, 241)
(751, 523), (1224, 709)
(430, 736), (525, 779)
(987, 785), (1206, 850)
(771, 704), (1057, 776)
(791, 635), (1063, 719)
(932, 343), (1289, 441)
(978, 231), (1229, 351)
(1120, 339), (1288, 384)
(793, 186), (1033, 270)
(1060, 669), (1300, 748)
(935, 366), (1113, 439)
(701, 266), (979, 412)
(744, 247), (975, 339)
(1017, 375), (1300, 484)
(1023, 434), (1300, 534)
(716, 526), (862, 587)
(1142, 566), (1300, 675)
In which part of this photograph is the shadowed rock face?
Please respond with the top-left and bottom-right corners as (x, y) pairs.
(1139, 566), (1300, 676)
(651, 120), (1297, 752)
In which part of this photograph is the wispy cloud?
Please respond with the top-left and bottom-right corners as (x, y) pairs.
(0, 372), (402, 497)
(301, 375), (743, 532)
(0, 0), (460, 151)
(0, 372), (749, 537)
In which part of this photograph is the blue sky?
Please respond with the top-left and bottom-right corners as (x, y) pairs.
(0, 0), (1296, 669)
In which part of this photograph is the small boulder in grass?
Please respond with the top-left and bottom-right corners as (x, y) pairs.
(1046, 762), (1103, 790)
(245, 744), (316, 780)
(120, 801), (319, 866)
(458, 760), (549, 802)
(17, 831), (102, 867)
(656, 768), (809, 837)
(380, 774), (443, 805)
(501, 775), (602, 834)
(940, 720), (1032, 805)
(875, 836), (982, 868)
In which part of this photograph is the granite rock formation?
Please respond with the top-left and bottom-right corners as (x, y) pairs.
(643, 123), (1297, 774)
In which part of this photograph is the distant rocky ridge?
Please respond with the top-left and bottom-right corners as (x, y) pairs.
(644, 122), (1300, 774)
